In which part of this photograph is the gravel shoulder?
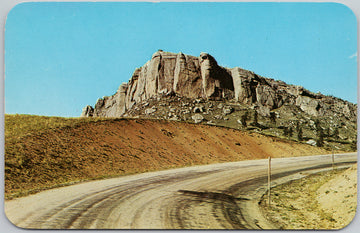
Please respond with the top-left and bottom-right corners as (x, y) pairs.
(260, 164), (357, 229)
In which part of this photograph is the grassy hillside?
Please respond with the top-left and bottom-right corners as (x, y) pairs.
(5, 114), (331, 199)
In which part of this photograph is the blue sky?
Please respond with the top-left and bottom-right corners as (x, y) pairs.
(5, 2), (357, 117)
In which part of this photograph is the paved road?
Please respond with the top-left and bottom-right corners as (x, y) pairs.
(5, 153), (356, 229)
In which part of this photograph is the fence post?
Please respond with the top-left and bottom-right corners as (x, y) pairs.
(268, 156), (271, 207)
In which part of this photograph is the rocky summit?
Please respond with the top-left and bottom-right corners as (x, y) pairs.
(82, 50), (357, 151)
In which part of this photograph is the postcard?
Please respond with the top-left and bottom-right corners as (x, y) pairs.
(4, 2), (357, 230)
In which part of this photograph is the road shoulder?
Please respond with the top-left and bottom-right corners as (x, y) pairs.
(259, 165), (357, 229)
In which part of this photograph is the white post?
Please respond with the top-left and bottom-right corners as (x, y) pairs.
(268, 156), (271, 207)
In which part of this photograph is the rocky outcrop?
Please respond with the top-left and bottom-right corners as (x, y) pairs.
(81, 105), (94, 117)
(82, 50), (356, 121)
(173, 52), (202, 98)
(199, 52), (234, 100)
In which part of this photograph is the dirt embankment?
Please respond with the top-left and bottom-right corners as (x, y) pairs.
(5, 117), (329, 199)
(260, 165), (357, 229)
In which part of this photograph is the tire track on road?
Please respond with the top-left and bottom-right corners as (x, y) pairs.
(5, 153), (357, 229)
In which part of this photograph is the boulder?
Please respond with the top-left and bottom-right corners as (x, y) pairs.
(169, 115), (179, 121)
(223, 106), (233, 115)
(257, 105), (271, 117)
(145, 106), (157, 115)
(306, 139), (317, 146)
(295, 96), (320, 116)
(214, 115), (223, 120)
(192, 114), (204, 123)
(193, 106), (204, 113)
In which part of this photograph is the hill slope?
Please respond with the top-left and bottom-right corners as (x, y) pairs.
(5, 114), (330, 199)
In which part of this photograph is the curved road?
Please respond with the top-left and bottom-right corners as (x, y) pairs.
(5, 153), (356, 229)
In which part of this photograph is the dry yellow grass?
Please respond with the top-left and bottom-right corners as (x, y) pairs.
(317, 165), (357, 229)
(260, 167), (357, 229)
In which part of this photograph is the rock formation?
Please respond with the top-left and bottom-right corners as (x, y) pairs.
(81, 50), (357, 150)
(82, 50), (356, 121)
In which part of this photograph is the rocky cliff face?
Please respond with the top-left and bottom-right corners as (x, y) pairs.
(82, 50), (356, 151)
(82, 50), (356, 120)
